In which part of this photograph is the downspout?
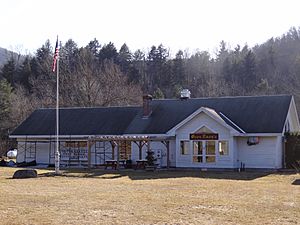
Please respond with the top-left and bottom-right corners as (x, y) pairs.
(282, 135), (286, 169)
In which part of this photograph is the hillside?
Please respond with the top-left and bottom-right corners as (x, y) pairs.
(1, 27), (300, 139)
(0, 47), (10, 67)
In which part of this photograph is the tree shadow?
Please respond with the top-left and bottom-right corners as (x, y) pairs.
(38, 168), (127, 179)
(36, 168), (273, 181)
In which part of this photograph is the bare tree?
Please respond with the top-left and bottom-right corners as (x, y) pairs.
(60, 48), (142, 107)
(10, 86), (42, 127)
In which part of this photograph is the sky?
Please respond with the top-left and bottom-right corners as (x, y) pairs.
(0, 0), (300, 56)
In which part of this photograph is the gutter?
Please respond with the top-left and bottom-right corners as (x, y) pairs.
(10, 134), (175, 140)
(234, 133), (282, 137)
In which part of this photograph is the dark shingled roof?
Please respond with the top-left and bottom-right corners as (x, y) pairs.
(12, 107), (140, 136)
(11, 95), (292, 136)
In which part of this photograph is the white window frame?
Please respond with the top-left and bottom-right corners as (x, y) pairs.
(192, 141), (204, 163)
(218, 140), (229, 156)
(180, 140), (190, 155)
(205, 140), (216, 163)
(191, 140), (218, 164)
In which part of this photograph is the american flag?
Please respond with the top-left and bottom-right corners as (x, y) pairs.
(52, 37), (59, 72)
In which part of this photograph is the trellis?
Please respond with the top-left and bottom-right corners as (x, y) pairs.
(87, 135), (173, 169)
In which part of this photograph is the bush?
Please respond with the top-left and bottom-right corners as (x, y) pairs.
(146, 150), (156, 166)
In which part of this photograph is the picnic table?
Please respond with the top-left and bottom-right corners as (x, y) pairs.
(135, 159), (148, 170)
(105, 160), (125, 170)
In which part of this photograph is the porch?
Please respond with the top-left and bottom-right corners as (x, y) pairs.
(15, 135), (174, 169)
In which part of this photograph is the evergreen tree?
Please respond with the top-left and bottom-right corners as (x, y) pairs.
(98, 42), (119, 63)
(17, 56), (32, 91)
(153, 87), (164, 99)
(61, 39), (79, 73)
(242, 49), (257, 93)
(147, 44), (169, 92)
(0, 79), (13, 130)
(33, 40), (53, 80)
(132, 49), (146, 86)
(1, 58), (16, 87)
(118, 43), (132, 74)
(87, 38), (101, 56)
(173, 50), (186, 86)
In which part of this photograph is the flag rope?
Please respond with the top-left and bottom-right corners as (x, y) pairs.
(53, 36), (60, 174)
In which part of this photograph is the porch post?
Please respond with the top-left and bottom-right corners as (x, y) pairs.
(116, 141), (120, 170)
(110, 141), (115, 160)
(24, 136), (27, 162)
(139, 141), (143, 160)
(48, 136), (52, 165)
(147, 139), (151, 154)
(166, 141), (170, 169)
(161, 140), (170, 169)
(87, 138), (91, 169)
(133, 140), (144, 160)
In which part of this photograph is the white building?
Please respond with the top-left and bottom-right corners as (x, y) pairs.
(10, 94), (300, 169)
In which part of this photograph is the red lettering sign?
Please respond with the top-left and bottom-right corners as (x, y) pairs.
(189, 133), (219, 140)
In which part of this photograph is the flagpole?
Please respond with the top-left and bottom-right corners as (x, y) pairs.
(55, 39), (60, 175)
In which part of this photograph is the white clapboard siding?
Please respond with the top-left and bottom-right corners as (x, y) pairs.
(175, 112), (235, 168)
(131, 141), (176, 167)
(237, 136), (281, 168)
(35, 142), (49, 164)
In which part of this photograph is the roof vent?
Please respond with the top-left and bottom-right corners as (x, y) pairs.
(180, 89), (191, 100)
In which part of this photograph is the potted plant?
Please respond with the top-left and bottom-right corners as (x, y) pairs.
(145, 150), (156, 171)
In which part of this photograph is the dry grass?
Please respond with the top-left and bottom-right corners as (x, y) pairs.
(0, 167), (299, 225)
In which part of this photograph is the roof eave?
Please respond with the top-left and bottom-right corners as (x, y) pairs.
(166, 107), (242, 136)
(10, 133), (175, 140)
(9, 135), (90, 139)
(281, 96), (300, 135)
(234, 133), (282, 137)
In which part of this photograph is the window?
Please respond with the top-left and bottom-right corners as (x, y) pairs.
(218, 141), (229, 156)
(180, 141), (189, 155)
(195, 126), (213, 133)
(62, 141), (88, 160)
(193, 141), (203, 163)
(205, 141), (216, 163)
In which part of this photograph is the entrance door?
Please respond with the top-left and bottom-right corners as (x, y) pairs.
(205, 141), (216, 163)
(193, 140), (216, 164)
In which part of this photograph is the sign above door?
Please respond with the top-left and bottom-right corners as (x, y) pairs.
(190, 133), (219, 140)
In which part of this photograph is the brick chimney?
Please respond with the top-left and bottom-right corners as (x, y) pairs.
(143, 94), (153, 118)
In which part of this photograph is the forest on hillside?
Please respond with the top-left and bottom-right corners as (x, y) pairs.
(1, 27), (300, 153)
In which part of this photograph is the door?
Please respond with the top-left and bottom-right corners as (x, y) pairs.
(151, 148), (166, 167)
(193, 140), (216, 164)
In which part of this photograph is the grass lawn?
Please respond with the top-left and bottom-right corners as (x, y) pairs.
(0, 167), (299, 225)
